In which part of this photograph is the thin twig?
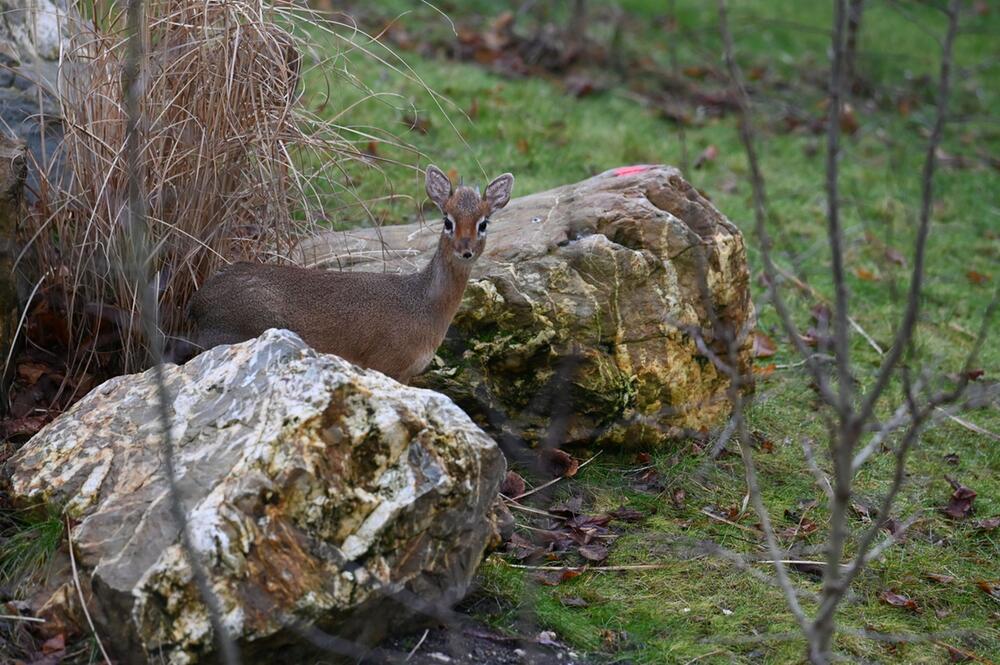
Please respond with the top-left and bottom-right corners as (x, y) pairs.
(0, 614), (45, 623)
(405, 628), (430, 661)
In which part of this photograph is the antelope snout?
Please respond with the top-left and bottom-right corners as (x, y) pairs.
(453, 240), (478, 262)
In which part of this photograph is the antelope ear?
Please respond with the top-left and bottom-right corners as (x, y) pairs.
(425, 165), (453, 211)
(483, 173), (514, 213)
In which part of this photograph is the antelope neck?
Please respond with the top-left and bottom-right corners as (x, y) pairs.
(421, 239), (473, 319)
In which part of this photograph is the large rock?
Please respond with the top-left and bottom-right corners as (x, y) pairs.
(7, 329), (506, 663)
(297, 165), (754, 447)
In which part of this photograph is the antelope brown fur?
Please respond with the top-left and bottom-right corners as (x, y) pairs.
(188, 166), (514, 382)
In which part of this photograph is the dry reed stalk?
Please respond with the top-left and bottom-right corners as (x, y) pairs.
(20, 0), (378, 388)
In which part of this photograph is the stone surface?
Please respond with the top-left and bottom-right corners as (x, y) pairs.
(296, 165), (754, 448)
(0, 0), (70, 194)
(0, 136), (26, 409)
(7, 329), (506, 664)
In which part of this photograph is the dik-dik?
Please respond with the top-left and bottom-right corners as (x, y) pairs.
(189, 166), (514, 383)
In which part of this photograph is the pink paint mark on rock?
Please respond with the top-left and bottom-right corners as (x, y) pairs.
(613, 165), (652, 177)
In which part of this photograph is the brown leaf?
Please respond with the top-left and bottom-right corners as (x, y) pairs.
(854, 267), (878, 282)
(752, 331), (776, 358)
(41, 633), (66, 655)
(564, 74), (598, 98)
(966, 270), (990, 285)
(671, 488), (686, 510)
(500, 471), (526, 498)
(975, 516), (1000, 531)
(403, 112), (431, 134)
(965, 369), (985, 381)
(884, 247), (906, 266)
(609, 506), (645, 522)
(559, 595), (589, 607)
(839, 103), (859, 135)
(752, 362), (776, 377)
(879, 589), (920, 612)
(975, 579), (999, 600)
(942, 476), (976, 520)
(944, 643), (974, 662)
(467, 97), (480, 120)
(693, 144), (718, 169)
(534, 568), (582, 586)
(635, 452), (652, 464)
(925, 573), (957, 584)
(516, 137), (530, 154)
(364, 141), (378, 157)
(540, 448), (578, 478)
(577, 543), (609, 562)
(682, 65), (709, 79)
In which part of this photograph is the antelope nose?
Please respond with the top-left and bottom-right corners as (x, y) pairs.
(462, 250), (473, 259)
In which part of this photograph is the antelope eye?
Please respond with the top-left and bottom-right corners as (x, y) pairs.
(478, 219), (489, 234)
(443, 217), (454, 233)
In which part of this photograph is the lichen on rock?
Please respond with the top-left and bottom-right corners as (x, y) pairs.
(296, 165), (755, 448)
(7, 329), (506, 663)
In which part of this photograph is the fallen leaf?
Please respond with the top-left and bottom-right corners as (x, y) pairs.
(966, 270), (990, 285)
(854, 267), (879, 282)
(752, 363), (776, 377)
(944, 643), (974, 662)
(534, 568), (582, 586)
(516, 137), (530, 154)
(839, 103), (859, 135)
(752, 331), (777, 358)
(609, 506), (645, 522)
(41, 633), (66, 655)
(559, 595), (588, 608)
(925, 573), (956, 584)
(577, 543), (609, 562)
(682, 65), (709, 79)
(884, 247), (906, 266)
(965, 369), (985, 381)
(635, 452), (652, 464)
(540, 448), (578, 478)
(975, 579), (999, 600)
(671, 488), (686, 510)
(500, 471), (526, 498)
(879, 589), (920, 612)
(402, 113), (431, 134)
(693, 144), (718, 169)
(467, 97), (480, 120)
(364, 141), (378, 157)
(974, 516), (1000, 531)
(942, 476), (976, 520)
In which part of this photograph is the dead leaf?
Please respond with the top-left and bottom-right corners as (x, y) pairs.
(609, 506), (645, 522)
(839, 103), (859, 135)
(854, 267), (878, 282)
(693, 144), (718, 169)
(752, 363), (776, 377)
(752, 331), (777, 358)
(682, 65), (709, 79)
(577, 543), (609, 562)
(965, 369), (985, 381)
(41, 633), (66, 655)
(635, 452), (652, 464)
(500, 471), (526, 498)
(884, 247), (906, 266)
(516, 137), (530, 154)
(671, 488), (686, 510)
(925, 573), (956, 584)
(364, 141), (378, 157)
(975, 579), (999, 600)
(467, 97), (480, 120)
(559, 595), (588, 608)
(974, 516), (1000, 531)
(942, 476), (976, 520)
(540, 449), (578, 478)
(402, 112), (431, 134)
(879, 589), (920, 612)
(966, 270), (990, 285)
(534, 568), (582, 586)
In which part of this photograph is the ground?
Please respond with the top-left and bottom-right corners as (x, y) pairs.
(296, 1), (998, 663)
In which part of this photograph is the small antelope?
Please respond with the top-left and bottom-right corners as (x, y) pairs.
(189, 166), (514, 383)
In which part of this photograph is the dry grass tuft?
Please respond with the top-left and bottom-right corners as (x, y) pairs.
(18, 0), (386, 393)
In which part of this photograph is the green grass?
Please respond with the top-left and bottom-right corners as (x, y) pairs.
(0, 508), (64, 595)
(298, 1), (999, 662)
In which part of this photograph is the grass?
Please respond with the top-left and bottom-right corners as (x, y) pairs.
(0, 508), (64, 595)
(297, 0), (999, 662)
